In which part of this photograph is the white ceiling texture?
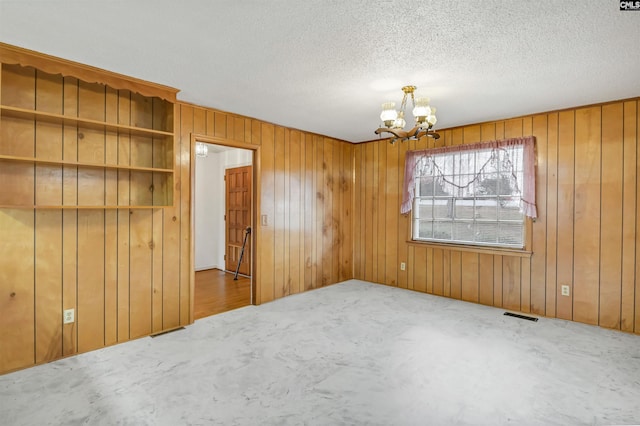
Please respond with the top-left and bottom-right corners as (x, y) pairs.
(1, 1), (639, 143)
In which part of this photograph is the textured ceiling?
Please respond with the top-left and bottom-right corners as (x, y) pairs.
(1, 1), (639, 143)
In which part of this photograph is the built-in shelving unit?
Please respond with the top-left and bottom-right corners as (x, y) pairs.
(0, 42), (183, 376)
(0, 60), (176, 209)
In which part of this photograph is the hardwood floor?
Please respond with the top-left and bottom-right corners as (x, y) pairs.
(194, 269), (251, 320)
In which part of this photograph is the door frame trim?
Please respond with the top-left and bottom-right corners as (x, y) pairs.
(189, 134), (261, 323)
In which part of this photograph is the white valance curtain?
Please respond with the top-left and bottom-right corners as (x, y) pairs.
(401, 136), (537, 218)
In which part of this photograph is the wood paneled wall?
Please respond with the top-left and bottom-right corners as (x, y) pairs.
(0, 84), (353, 375)
(177, 104), (353, 304)
(353, 98), (640, 335)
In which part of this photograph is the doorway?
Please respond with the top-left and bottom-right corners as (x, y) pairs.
(191, 135), (259, 320)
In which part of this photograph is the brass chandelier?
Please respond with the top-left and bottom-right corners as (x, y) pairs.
(375, 85), (439, 144)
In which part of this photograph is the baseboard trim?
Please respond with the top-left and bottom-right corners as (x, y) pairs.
(195, 265), (223, 272)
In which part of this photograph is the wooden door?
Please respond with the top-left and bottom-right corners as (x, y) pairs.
(225, 166), (252, 276)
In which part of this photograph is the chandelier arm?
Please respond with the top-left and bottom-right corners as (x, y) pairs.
(375, 127), (409, 140)
(406, 126), (421, 138)
(415, 129), (441, 140)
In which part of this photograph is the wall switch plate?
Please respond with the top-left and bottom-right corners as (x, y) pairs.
(561, 285), (570, 297)
(63, 308), (75, 324)
(261, 215), (268, 226)
(400, 262), (406, 271)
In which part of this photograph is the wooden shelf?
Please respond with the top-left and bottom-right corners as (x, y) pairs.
(0, 105), (174, 137)
(0, 205), (173, 209)
(0, 154), (173, 173)
(1, 62), (175, 211)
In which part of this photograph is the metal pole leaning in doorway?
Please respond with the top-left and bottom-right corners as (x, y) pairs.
(234, 226), (251, 280)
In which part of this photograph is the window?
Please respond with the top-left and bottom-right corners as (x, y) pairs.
(401, 137), (536, 249)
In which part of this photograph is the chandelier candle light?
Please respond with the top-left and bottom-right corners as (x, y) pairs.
(375, 85), (439, 144)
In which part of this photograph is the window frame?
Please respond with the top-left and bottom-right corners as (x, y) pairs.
(402, 137), (536, 255)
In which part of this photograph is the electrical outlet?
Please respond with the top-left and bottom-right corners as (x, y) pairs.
(561, 285), (570, 297)
(400, 262), (406, 271)
(63, 308), (75, 324)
